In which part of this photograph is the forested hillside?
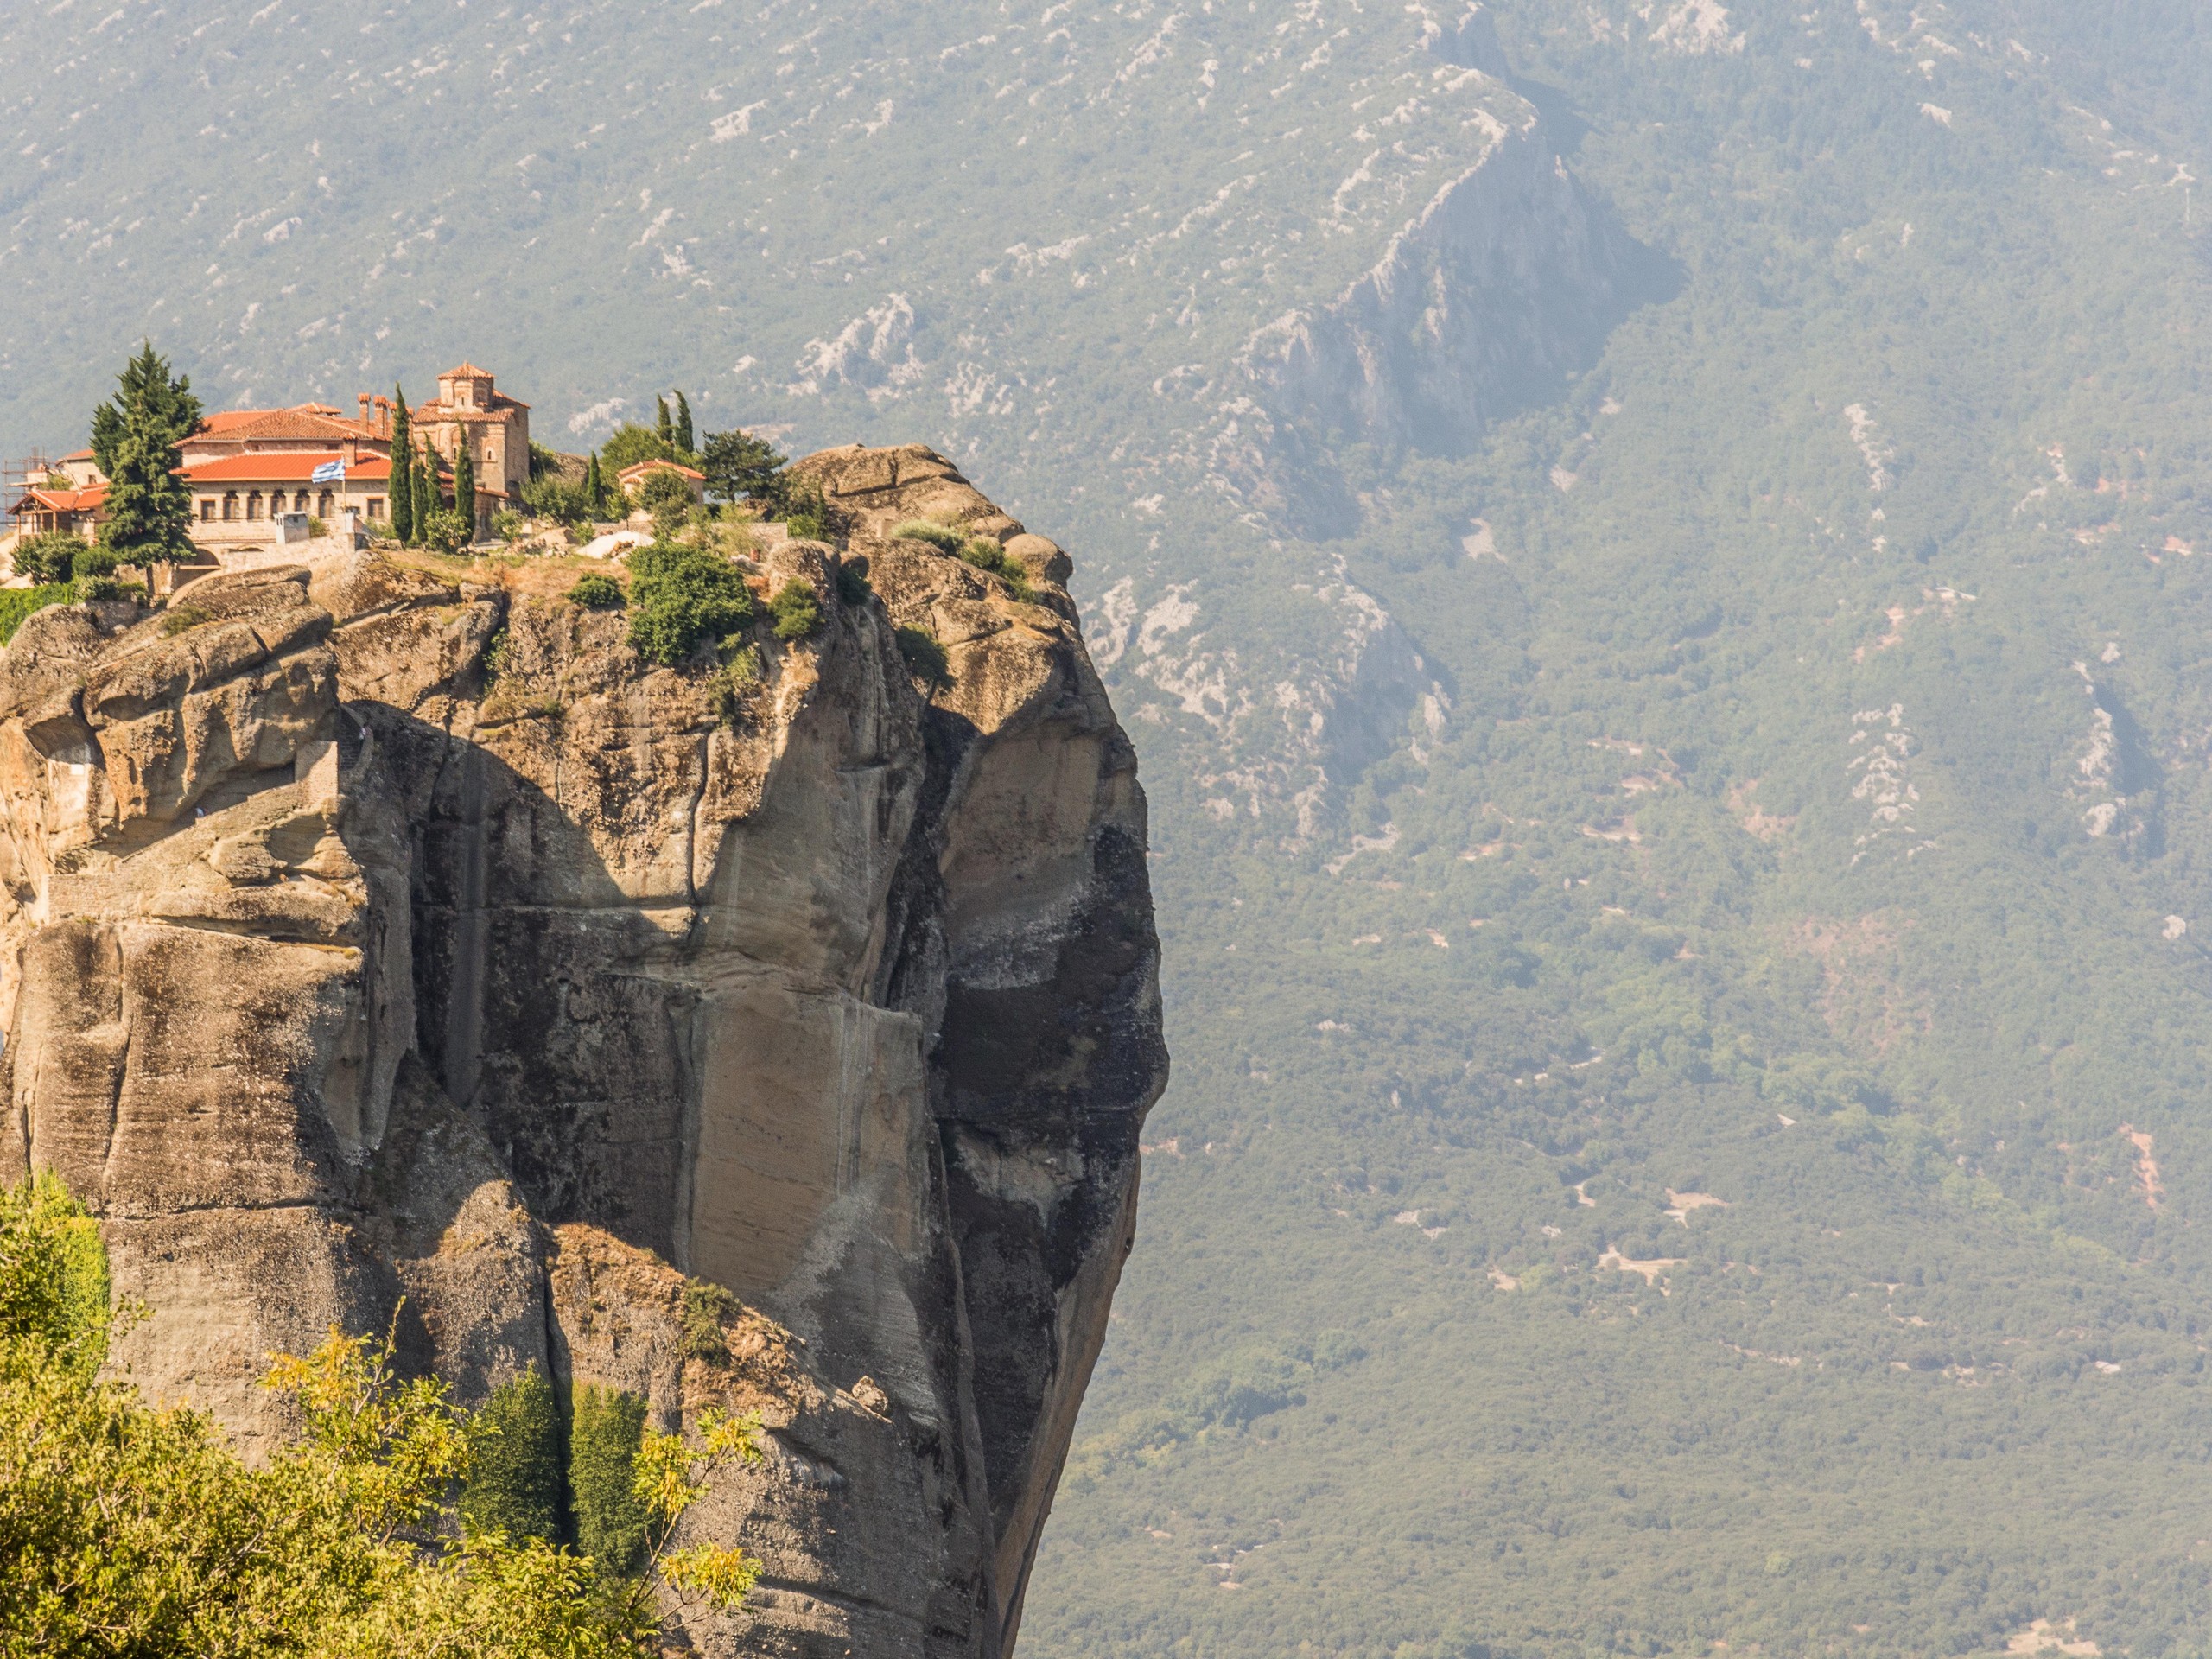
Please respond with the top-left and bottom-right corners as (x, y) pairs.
(8, 1), (2212, 1654)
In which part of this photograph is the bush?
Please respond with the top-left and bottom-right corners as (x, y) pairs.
(960, 537), (1038, 601)
(768, 578), (823, 642)
(523, 474), (596, 525)
(567, 574), (626, 610)
(493, 509), (524, 542)
(306, 516), (328, 538)
(0, 582), (77, 645)
(891, 518), (964, 552)
(162, 603), (213, 637)
(421, 509), (472, 554)
(896, 625), (952, 690)
(634, 468), (694, 514)
(835, 556), (872, 605)
(71, 541), (120, 581)
(0, 1170), (111, 1370)
(682, 1281), (742, 1365)
(625, 542), (754, 666)
(460, 1367), (563, 1545)
(11, 531), (84, 585)
(568, 1383), (649, 1575)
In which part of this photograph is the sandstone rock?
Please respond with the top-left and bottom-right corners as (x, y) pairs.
(0, 449), (1164, 1657)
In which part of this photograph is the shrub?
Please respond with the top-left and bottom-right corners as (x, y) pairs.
(834, 556), (872, 605)
(422, 509), (472, 554)
(0, 1170), (111, 1371)
(568, 1383), (649, 1574)
(682, 1280), (742, 1365)
(891, 518), (964, 552)
(162, 603), (213, 637)
(76, 576), (124, 603)
(626, 542), (754, 666)
(306, 516), (328, 538)
(493, 509), (525, 542)
(71, 541), (120, 581)
(523, 474), (596, 525)
(635, 468), (694, 514)
(768, 578), (823, 642)
(567, 574), (626, 610)
(12, 531), (84, 585)
(0, 583), (77, 645)
(957, 537), (1039, 602)
(896, 625), (952, 690)
(460, 1367), (563, 1545)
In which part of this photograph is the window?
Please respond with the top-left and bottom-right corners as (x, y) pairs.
(246, 493), (262, 520)
(200, 499), (214, 522)
(295, 491), (310, 513)
(223, 494), (238, 521)
(367, 497), (383, 519)
(318, 491), (334, 517)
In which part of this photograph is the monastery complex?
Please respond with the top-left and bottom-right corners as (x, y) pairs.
(4, 363), (531, 564)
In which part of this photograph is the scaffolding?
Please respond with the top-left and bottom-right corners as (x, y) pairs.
(2, 452), (54, 531)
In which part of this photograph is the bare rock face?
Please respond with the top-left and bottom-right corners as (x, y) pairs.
(0, 448), (1166, 1658)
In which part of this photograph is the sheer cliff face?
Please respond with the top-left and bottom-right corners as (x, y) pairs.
(0, 446), (1166, 1658)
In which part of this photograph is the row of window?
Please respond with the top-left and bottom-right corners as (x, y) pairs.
(198, 490), (340, 523)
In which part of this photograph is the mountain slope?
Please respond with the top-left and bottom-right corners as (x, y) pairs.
(10, 0), (2212, 1654)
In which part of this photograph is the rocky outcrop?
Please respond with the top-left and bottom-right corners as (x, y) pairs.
(0, 446), (1165, 1658)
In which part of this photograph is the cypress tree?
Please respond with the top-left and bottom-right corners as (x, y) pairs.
(413, 454), (439, 543)
(673, 391), (695, 457)
(454, 435), (477, 541)
(569, 1383), (649, 1573)
(388, 388), (414, 543)
(89, 343), (203, 564)
(656, 395), (674, 446)
(459, 1367), (563, 1544)
(584, 453), (606, 518)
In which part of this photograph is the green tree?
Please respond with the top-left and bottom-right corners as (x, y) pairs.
(673, 391), (695, 457)
(11, 531), (83, 587)
(600, 423), (674, 476)
(655, 396), (674, 448)
(88, 343), (202, 563)
(453, 436), (477, 541)
(569, 1385), (649, 1574)
(699, 428), (787, 505)
(412, 454), (440, 544)
(625, 542), (754, 666)
(459, 1367), (563, 1545)
(389, 389), (415, 544)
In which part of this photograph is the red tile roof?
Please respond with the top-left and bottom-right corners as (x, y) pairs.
(618, 460), (706, 482)
(440, 363), (494, 380)
(182, 453), (395, 483)
(8, 484), (105, 514)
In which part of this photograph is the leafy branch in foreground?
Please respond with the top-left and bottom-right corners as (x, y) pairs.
(0, 1173), (765, 1656)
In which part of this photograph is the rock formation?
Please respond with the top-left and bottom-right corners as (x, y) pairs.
(0, 444), (1165, 1658)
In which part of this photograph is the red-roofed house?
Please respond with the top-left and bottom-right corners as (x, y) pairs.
(6, 483), (107, 539)
(616, 459), (707, 505)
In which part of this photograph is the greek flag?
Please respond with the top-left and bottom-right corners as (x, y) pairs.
(309, 458), (346, 483)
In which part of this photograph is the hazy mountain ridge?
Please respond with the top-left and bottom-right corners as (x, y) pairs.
(16, 0), (2212, 1653)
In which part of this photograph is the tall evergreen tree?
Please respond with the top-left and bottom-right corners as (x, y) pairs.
(453, 435), (476, 541)
(412, 453), (438, 544)
(673, 391), (695, 457)
(388, 388), (414, 543)
(585, 453), (607, 518)
(656, 396), (674, 446)
(89, 343), (202, 563)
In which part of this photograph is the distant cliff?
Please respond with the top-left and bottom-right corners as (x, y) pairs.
(0, 445), (1166, 1658)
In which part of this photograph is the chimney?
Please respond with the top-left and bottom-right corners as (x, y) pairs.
(373, 395), (391, 436)
(359, 393), (372, 429)
(343, 436), (359, 466)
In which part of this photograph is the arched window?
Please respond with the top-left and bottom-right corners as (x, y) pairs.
(317, 490), (334, 518)
(295, 491), (310, 513)
(223, 493), (238, 521)
(246, 492), (262, 520)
